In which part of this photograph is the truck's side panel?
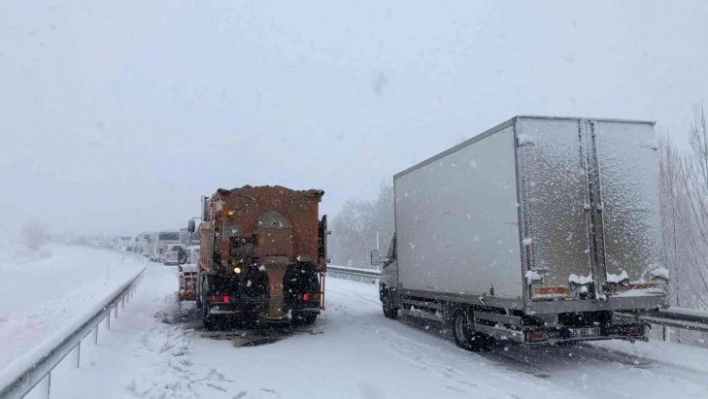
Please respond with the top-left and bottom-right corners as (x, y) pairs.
(516, 118), (592, 298)
(395, 126), (522, 299)
(594, 121), (664, 287)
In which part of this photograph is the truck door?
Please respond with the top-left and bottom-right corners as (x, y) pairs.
(318, 215), (328, 265)
(517, 118), (594, 300)
(592, 120), (663, 295)
(519, 118), (662, 301)
(317, 215), (328, 309)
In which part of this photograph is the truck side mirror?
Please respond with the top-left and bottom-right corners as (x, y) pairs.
(370, 249), (380, 266)
(187, 219), (195, 233)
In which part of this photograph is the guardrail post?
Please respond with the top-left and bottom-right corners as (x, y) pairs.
(94, 325), (99, 345)
(122, 296), (126, 309)
(107, 311), (111, 331)
(75, 342), (81, 368)
(43, 371), (51, 399)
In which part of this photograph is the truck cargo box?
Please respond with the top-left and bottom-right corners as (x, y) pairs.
(393, 116), (667, 315)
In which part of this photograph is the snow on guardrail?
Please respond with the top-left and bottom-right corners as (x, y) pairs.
(327, 265), (381, 284)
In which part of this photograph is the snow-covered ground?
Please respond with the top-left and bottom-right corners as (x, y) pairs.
(25, 262), (708, 399)
(0, 243), (144, 372)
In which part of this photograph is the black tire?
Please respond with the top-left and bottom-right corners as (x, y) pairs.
(235, 314), (258, 329)
(453, 310), (488, 352)
(555, 340), (578, 347)
(382, 301), (398, 320)
(301, 313), (317, 325)
(202, 304), (215, 330)
(293, 312), (318, 325)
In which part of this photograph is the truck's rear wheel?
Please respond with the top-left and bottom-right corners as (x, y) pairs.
(235, 314), (258, 329)
(453, 310), (488, 352)
(202, 303), (215, 330)
(293, 312), (318, 325)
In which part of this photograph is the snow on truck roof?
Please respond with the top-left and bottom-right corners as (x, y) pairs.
(210, 185), (325, 200)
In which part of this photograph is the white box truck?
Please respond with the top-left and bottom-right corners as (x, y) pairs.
(375, 116), (669, 349)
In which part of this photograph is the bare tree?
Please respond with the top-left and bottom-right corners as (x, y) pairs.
(329, 183), (394, 268)
(659, 106), (708, 312)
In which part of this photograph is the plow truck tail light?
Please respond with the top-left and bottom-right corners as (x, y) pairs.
(210, 295), (231, 303)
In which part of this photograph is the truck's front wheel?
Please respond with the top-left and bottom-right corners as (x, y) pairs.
(382, 300), (398, 320)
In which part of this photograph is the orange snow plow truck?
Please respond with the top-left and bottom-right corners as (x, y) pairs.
(180, 185), (328, 329)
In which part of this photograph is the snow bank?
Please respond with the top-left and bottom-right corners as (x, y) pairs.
(0, 265), (144, 391)
(0, 244), (145, 372)
(0, 230), (49, 270)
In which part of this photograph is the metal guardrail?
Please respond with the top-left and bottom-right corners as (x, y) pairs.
(0, 267), (146, 399)
(327, 265), (381, 284)
(638, 307), (708, 335)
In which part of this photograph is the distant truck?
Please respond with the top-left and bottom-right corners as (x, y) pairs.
(149, 231), (181, 262)
(374, 116), (669, 349)
(182, 185), (328, 329)
(134, 232), (151, 257)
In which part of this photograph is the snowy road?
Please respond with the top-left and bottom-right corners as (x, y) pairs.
(0, 244), (144, 372)
(36, 262), (708, 399)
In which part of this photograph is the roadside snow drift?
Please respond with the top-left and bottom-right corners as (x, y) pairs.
(0, 244), (144, 372)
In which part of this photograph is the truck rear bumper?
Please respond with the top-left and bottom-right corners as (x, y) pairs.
(476, 323), (649, 345)
(527, 295), (666, 314)
(207, 304), (320, 319)
(208, 301), (268, 315)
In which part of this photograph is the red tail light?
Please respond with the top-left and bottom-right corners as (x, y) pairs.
(210, 295), (231, 303)
(303, 293), (310, 302)
(526, 330), (549, 343)
(623, 325), (645, 337)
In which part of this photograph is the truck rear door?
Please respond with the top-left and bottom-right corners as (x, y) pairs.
(593, 120), (663, 296)
(518, 117), (663, 301)
(517, 117), (593, 300)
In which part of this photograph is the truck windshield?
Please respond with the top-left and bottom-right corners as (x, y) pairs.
(158, 232), (179, 241)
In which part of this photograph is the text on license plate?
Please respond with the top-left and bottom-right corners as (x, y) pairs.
(570, 327), (600, 337)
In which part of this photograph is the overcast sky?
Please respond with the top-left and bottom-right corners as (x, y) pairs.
(1, 0), (707, 236)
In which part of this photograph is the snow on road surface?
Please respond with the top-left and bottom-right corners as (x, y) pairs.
(0, 244), (144, 372)
(40, 262), (708, 399)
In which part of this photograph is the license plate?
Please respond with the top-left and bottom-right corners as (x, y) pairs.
(570, 327), (600, 337)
